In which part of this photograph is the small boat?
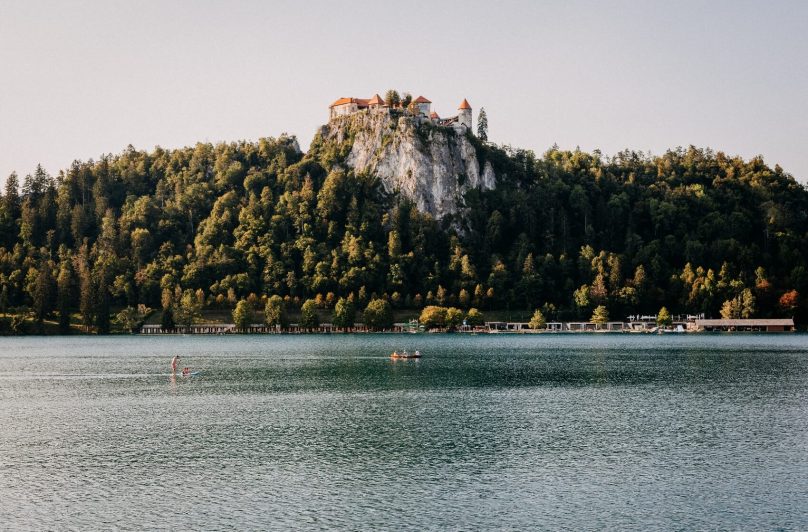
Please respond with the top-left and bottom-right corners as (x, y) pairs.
(390, 350), (422, 359)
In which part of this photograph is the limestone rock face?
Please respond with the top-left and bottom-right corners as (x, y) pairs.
(319, 111), (495, 219)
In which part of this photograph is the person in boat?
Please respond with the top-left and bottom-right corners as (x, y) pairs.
(182, 367), (191, 376)
(414, 350), (420, 357)
(391, 350), (399, 357)
(171, 355), (180, 374)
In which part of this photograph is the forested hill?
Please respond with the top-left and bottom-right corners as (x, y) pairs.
(1, 125), (807, 333)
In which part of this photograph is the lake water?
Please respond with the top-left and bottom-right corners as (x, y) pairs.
(1, 334), (807, 530)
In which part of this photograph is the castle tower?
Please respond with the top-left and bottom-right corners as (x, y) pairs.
(368, 94), (385, 111)
(414, 95), (432, 116)
(458, 99), (472, 130)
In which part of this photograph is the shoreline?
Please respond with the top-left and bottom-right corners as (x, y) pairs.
(1, 329), (801, 337)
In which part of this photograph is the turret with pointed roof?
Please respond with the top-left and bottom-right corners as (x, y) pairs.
(368, 94), (386, 108)
(457, 98), (472, 129)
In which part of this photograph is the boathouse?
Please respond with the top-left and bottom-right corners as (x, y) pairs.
(694, 318), (795, 332)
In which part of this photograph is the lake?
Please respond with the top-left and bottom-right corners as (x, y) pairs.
(1, 334), (807, 529)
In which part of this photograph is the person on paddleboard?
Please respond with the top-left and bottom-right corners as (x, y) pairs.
(171, 355), (180, 374)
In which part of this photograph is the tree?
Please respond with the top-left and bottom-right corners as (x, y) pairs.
(466, 308), (484, 326)
(32, 257), (55, 325)
(419, 306), (447, 330)
(477, 107), (488, 141)
(573, 285), (591, 311)
(161, 306), (176, 331)
(233, 299), (253, 331)
(363, 298), (392, 331)
(445, 307), (464, 330)
(56, 258), (73, 333)
(92, 254), (116, 335)
(591, 305), (609, 327)
(384, 89), (400, 108)
(720, 290), (755, 319)
(387, 230), (402, 259)
(740, 288), (756, 318)
(458, 288), (470, 308)
(115, 306), (149, 333)
(300, 299), (319, 330)
(657, 307), (672, 327)
(0, 284), (8, 316)
(529, 308), (546, 330)
(175, 289), (202, 329)
(3, 172), (21, 219)
(518, 253), (541, 308)
(0, 119), (806, 335)
(720, 298), (738, 319)
(77, 259), (94, 331)
(1, 172), (21, 248)
(436, 285), (448, 306)
(332, 297), (355, 328)
(264, 295), (289, 328)
(778, 290), (799, 314)
(401, 93), (413, 109)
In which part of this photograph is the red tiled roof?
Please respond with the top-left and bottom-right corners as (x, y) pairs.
(329, 97), (371, 109)
(414, 95), (432, 104)
(458, 98), (471, 110)
(368, 94), (385, 106)
(330, 97), (352, 108)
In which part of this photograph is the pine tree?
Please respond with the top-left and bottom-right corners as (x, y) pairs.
(32, 257), (55, 324)
(741, 288), (756, 318)
(78, 262), (94, 331)
(657, 306), (672, 327)
(384, 89), (400, 107)
(529, 308), (546, 330)
(94, 274), (111, 334)
(1, 172), (21, 248)
(56, 258), (74, 333)
(591, 305), (609, 327)
(0, 284), (8, 316)
(3, 172), (21, 219)
(477, 108), (488, 141)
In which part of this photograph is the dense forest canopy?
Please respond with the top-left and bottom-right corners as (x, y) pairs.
(1, 127), (806, 332)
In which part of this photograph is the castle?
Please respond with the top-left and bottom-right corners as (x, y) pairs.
(329, 94), (473, 132)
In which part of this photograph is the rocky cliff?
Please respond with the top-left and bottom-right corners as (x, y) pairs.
(317, 111), (496, 219)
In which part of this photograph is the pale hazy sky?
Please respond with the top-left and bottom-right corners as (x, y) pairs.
(1, 0), (807, 186)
